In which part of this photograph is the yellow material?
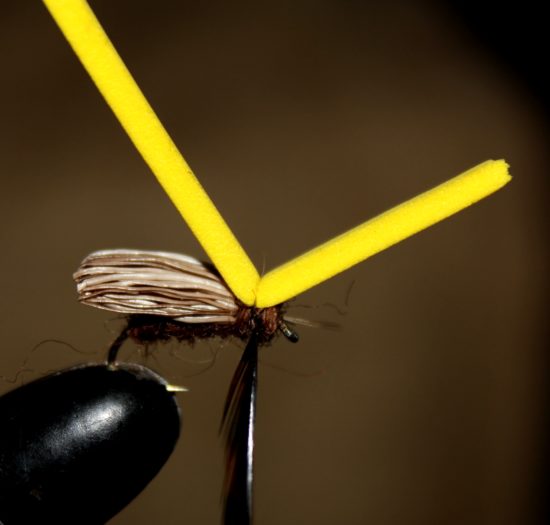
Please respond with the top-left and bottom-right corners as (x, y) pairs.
(42, 0), (259, 305)
(43, 1), (512, 309)
(255, 160), (511, 307)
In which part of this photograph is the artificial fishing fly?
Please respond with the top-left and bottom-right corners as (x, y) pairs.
(74, 249), (298, 348)
(74, 248), (299, 524)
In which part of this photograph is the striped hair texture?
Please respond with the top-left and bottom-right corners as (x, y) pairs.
(74, 249), (240, 323)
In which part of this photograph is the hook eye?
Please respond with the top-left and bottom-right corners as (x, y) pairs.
(279, 322), (299, 343)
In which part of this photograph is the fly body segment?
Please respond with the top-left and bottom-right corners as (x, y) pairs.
(74, 248), (299, 525)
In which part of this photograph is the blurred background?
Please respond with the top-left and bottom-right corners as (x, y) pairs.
(1, 1), (547, 524)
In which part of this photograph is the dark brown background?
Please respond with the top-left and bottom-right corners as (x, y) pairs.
(1, 1), (547, 524)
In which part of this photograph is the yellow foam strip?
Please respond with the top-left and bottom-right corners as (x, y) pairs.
(42, 0), (260, 305)
(43, 2), (511, 311)
(255, 160), (511, 307)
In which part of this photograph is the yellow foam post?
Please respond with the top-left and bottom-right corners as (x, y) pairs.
(43, 1), (512, 310)
(42, 0), (260, 305)
(255, 160), (511, 307)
